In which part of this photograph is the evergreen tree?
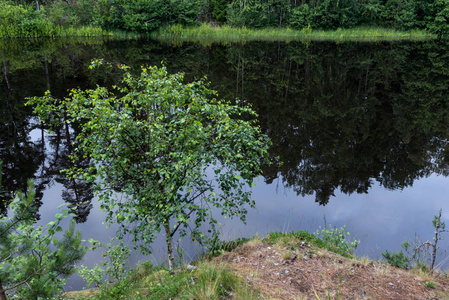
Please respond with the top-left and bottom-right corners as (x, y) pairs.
(0, 163), (86, 299)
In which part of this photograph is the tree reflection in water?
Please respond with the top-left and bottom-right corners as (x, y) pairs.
(2, 38), (449, 219)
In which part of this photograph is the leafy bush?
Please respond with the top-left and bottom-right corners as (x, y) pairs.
(0, 2), (28, 37)
(19, 10), (55, 37)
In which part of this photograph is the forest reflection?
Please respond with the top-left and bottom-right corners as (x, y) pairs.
(228, 41), (449, 205)
(1, 37), (449, 220)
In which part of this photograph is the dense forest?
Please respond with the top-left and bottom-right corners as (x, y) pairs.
(1, 0), (449, 37)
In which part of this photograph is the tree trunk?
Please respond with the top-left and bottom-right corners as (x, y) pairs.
(241, 58), (244, 95)
(430, 209), (443, 273)
(279, 7), (282, 27)
(0, 278), (8, 300)
(35, 0), (40, 11)
(44, 58), (50, 91)
(235, 57), (239, 95)
(3, 62), (11, 91)
(164, 221), (175, 270)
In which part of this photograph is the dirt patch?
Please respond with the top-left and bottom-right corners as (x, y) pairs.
(213, 241), (449, 299)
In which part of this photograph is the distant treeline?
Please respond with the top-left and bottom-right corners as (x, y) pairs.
(1, 0), (449, 37)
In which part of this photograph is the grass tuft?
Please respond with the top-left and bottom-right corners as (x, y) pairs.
(65, 259), (260, 299)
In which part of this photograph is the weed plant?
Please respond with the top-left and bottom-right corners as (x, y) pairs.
(423, 281), (438, 289)
(315, 225), (360, 257)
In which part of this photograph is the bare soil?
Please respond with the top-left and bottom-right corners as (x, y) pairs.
(212, 240), (449, 300)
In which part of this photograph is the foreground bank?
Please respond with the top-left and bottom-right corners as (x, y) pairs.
(64, 230), (449, 299)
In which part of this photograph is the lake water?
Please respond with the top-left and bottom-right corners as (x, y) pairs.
(2, 37), (449, 291)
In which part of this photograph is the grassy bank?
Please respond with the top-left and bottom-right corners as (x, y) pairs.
(64, 229), (449, 299)
(0, 25), (114, 39)
(151, 24), (434, 44)
(1, 22), (434, 41)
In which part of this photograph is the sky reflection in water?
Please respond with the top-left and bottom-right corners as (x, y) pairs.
(37, 173), (449, 291)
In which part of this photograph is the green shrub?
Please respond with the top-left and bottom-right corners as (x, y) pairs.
(315, 225), (360, 257)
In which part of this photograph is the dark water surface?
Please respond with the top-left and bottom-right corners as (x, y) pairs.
(2, 37), (449, 291)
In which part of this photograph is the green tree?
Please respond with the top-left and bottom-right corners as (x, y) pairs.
(210, 0), (230, 23)
(91, 0), (202, 32)
(0, 176), (86, 299)
(30, 61), (269, 269)
(426, 0), (449, 38)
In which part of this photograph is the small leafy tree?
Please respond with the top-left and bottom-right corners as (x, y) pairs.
(30, 61), (270, 269)
(382, 210), (447, 273)
(77, 237), (131, 288)
(0, 178), (86, 299)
